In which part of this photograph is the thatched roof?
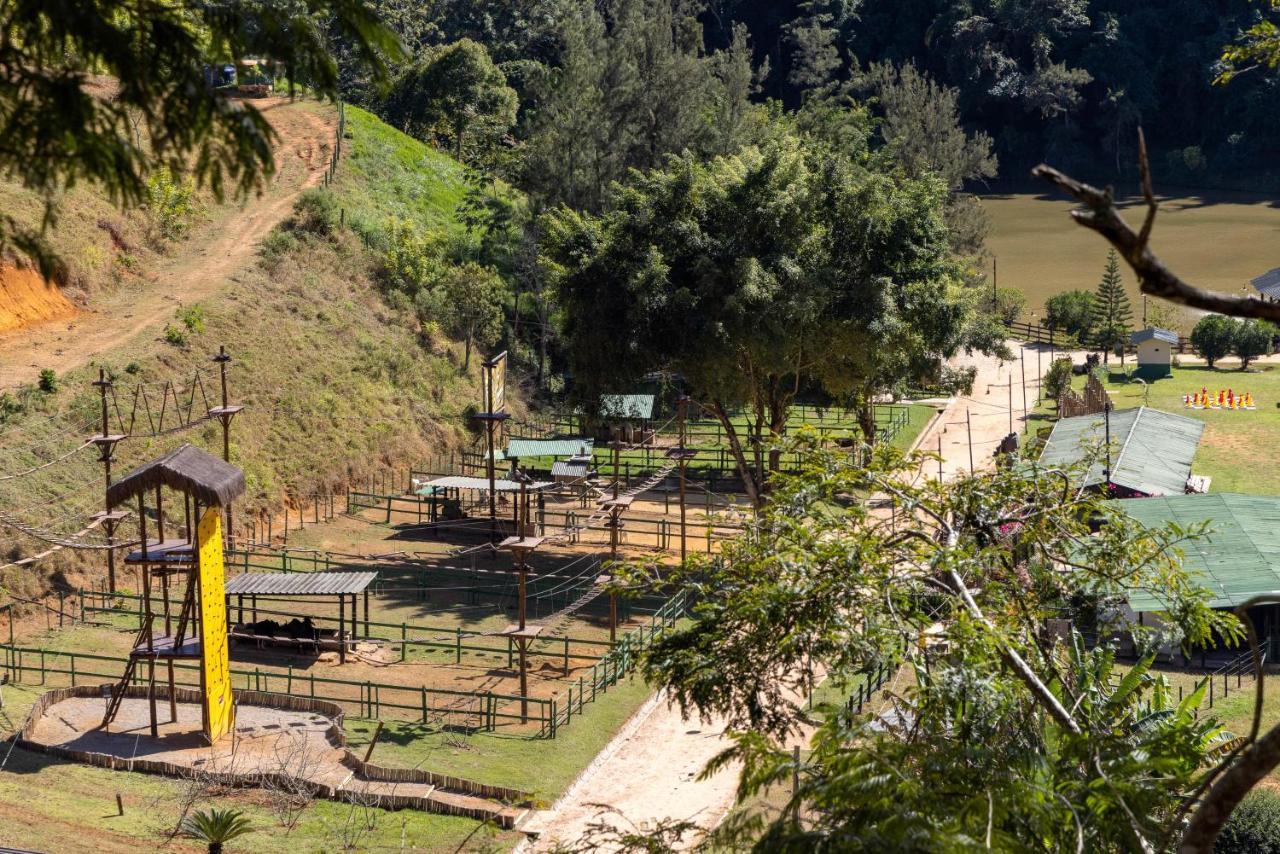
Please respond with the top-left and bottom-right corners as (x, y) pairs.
(107, 443), (246, 508)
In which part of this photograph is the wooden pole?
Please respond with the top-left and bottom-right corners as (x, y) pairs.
(966, 409), (974, 474)
(678, 396), (688, 563)
(339, 594), (346, 664)
(1020, 346), (1028, 424)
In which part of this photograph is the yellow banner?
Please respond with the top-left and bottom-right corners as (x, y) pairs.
(197, 507), (234, 742)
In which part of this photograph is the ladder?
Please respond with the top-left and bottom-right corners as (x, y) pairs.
(101, 614), (154, 728)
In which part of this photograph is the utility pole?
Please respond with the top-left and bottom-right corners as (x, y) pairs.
(966, 408), (974, 475)
(91, 369), (125, 591)
(210, 346), (243, 548)
(677, 396), (689, 563)
(1020, 346), (1028, 423)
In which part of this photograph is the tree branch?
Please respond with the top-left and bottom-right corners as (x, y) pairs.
(1032, 138), (1280, 323)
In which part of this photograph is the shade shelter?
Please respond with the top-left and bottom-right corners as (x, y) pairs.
(224, 572), (377, 663)
(598, 394), (655, 445)
(1129, 328), (1178, 380)
(1122, 493), (1280, 659)
(1251, 267), (1280, 301)
(102, 443), (245, 742)
(1038, 406), (1204, 497)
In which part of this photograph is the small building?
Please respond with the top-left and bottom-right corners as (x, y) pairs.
(551, 455), (594, 486)
(1038, 406), (1204, 497)
(598, 394), (656, 445)
(1250, 267), (1280, 302)
(1122, 493), (1280, 660)
(1129, 328), (1178, 380)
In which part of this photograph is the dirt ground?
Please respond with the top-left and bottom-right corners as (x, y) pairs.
(0, 97), (334, 390)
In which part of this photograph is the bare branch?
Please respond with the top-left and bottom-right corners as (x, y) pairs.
(1031, 159), (1280, 323)
(1136, 128), (1157, 248)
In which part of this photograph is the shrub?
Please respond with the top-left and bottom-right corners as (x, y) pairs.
(290, 188), (340, 235)
(125, 362), (142, 375)
(177, 304), (206, 334)
(1043, 290), (1094, 343)
(1043, 358), (1074, 402)
(145, 166), (197, 241)
(1234, 318), (1277, 370)
(993, 287), (1026, 325)
(37, 369), (57, 393)
(1216, 788), (1280, 854)
(259, 229), (299, 271)
(0, 391), (23, 424)
(163, 324), (187, 347)
(1191, 314), (1239, 368)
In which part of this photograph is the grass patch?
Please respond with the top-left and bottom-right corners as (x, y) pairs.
(345, 674), (655, 804)
(0, 745), (512, 853)
(982, 189), (1280, 326)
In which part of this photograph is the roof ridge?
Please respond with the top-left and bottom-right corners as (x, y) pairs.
(1110, 406), (1140, 484)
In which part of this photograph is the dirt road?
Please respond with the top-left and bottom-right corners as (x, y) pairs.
(0, 98), (334, 390)
(518, 342), (1064, 851)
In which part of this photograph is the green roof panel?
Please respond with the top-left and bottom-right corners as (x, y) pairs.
(506, 437), (595, 459)
(599, 394), (655, 420)
(1038, 406), (1204, 496)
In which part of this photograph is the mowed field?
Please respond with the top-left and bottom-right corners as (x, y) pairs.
(982, 189), (1280, 323)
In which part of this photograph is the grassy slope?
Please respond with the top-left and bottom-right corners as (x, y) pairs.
(0, 105), (490, 582)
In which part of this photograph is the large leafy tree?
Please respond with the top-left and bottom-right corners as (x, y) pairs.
(545, 132), (988, 507)
(1042, 289), (1094, 342)
(1, 0), (398, 270)
(384, 38), (518, 162)
(1191, 314), (1239, 368)
(629, 442), (1240, 851)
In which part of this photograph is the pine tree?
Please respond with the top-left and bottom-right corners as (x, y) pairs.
(1090, 250), (1133, 364)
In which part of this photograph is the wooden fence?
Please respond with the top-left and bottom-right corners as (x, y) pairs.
(1004, 320), (1194, 353)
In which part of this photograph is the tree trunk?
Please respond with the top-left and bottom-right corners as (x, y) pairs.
(858, 397), (878, 446)
(464, 333), (472, 369)
(712, 399), (762, 510)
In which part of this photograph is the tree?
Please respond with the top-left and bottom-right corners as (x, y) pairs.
(858, 62), (998, 255)
(1042, 356), (1074, 402)
(546, 134), (987, 508)
(1190, 314), (1238, 369)
(437, 262), (506, 369)
(1090, 250), (1133, 363)
(992, 287), (1026, 325)
(1234, 318), (1276, 370)
(0, 0), (399, 272)
(179, 807), (253, 854)
(628, 442), (1238, 851)
(1043, 289), (1094, 343)
(385, 39), (517, 161)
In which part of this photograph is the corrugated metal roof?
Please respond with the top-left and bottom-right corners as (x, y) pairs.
(225, 571), (378, 596)
(599, 394), (655, 420)
(506, 437), (594, 458)
(1252, 267), (1280, 299)
(1039, 407), (1203, 496)
(1130, 327), (1178, 345)
(1122, 494), (1280, 610)
(552, 460), (592, 477)
(417, 476), (551, 492)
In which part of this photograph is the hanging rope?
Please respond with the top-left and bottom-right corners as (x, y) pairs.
(0, 439), (94, 481)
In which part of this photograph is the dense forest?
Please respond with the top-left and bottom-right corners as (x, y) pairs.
(348, 0), (1280, 189)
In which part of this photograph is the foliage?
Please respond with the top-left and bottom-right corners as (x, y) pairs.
(1090, 250), (1133, 361)
(519, 0), (765, 211)
(992, 287), (1026, 325)
(179, 807), (253, 853)
(163, 324), (188, 347)
(384, 39), (518, 162)
(36, 369), (57, 394)
(177, 305), (205, 335)
(433, 261), (506, 368)
(0, 0), (398, 273)
(381, 219), (452, 293)
(290, 189), (341, 236)
(1234, 318), (1277, 369)
(545, 133), (992, 506)
(145, 166), (197, 242)
(1218, 1), (1280, 84)
(1043, 289), (1095, 343)
(1191, 314), (1239, 369)
(1215, 788), (1280, 854)
(627, 442), (1240, 851)
(1043, 356), (1074, 402)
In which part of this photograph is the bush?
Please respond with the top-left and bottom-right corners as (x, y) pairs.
(124, 362), (142, 375)
(1234, 318), (1276, 370)
(145, 166), (197, 241)
(37, 369), (57, 393)
(291, 188), (340, 235)
(1216, 788), (1280, 854)
(259, 229), (299, 271)
(1191, 314), (1239, 368)
(1043, 358), (1074, 402)
(0, 391), (23, 424)
(1043, 290), (1094, 343)
(163, 324), (187, 347)
(993, 287), (1026, 325)
(177, 304), (205, 334)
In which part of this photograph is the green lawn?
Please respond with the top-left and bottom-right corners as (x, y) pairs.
(982, 190), (1280, 325)
(1066, 363), (1280, 495)
(345, 673), (655, 805)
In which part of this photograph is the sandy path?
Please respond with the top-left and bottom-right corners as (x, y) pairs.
(0, 98), (334, 390)
(519, 343), (1068, 851)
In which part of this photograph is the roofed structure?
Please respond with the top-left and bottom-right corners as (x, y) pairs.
(416, 475), (551, 493)
(599, 394), (655, 421)
(1038, 407), (1203, 496)
(225, 572), (377, 597)
(1251, 267), (1280, 300)
(1130, 327), (1179, 346)
(107, 443), (245, 508)
(1122, 493), (1280, 611)
(506, 437), (594, 459)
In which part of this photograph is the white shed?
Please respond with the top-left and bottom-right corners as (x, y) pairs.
(1129, 328), (1177, 380)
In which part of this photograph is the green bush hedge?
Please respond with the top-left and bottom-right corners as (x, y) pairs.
(1217, 789), (1280, 853)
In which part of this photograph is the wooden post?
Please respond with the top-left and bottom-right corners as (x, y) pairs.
(966, 409), (974, 474)
(362, 721), (384, 763)
(339, 594), (346, 664)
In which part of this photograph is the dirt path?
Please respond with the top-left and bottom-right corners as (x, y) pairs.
(519, 343), (1069, 852)
(0, 98), (334, 390)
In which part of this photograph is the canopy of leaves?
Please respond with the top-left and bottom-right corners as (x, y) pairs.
(1191, 313), (1239, 368)
(1043, 289), (1095, 343)
(1233, 318), (1277, 369)
(629, 441), (1240, 851)
(1, 0), (399, 271)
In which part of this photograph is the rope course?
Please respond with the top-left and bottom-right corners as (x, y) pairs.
(0, 439), (94, 481)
